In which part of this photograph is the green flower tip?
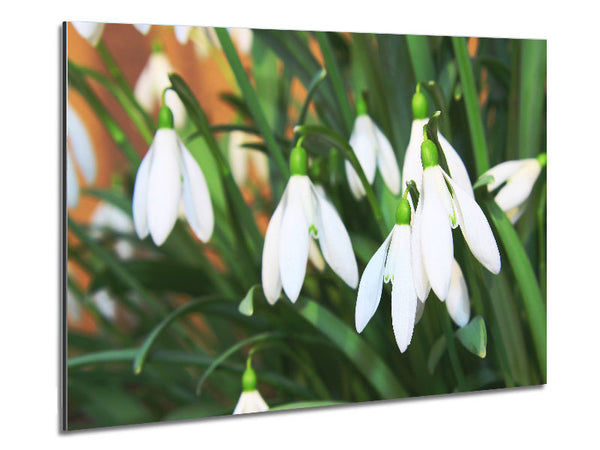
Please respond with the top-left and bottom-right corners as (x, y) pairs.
(396, 198), (412, 225)
(356, 94), (368, 116)
(290, 143), (308, 176)
(151, 39), (163, 54)
(412, 90), (428, 120)
(157, 106), (174, 129)
(241, 362), (257, 392)
(536, 153), (547, 168)
(421, 139), (439, 168)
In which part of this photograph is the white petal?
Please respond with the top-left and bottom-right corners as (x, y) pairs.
(229, 27), (253, 55)
(67, 106), (96, 184)
(494, 160), (541, 212)
(373, 123), (401, 195)
(383, 225), (402, 284)
(402, 118), (428, 194)
(344, 160), (366, 199)
(439, 134), (473, 198)
(91, 202), (134, 234)
(132, 147), (153, 239)
(174, 26), (192, 44)
(66, 152), (79, 208)
(179, 139), (214, 242)
(445, 174), (501, 274)
(355, 230), (393, 332)
(133, 24), (151, 35)
(92, 289), (117, 320)
(165, 89), (187, 129)
(446, 260), (470, 327)
(133, 58), (156, 112)
(411, 199), (431, 302)
(261, 190), (287, 305)
(279, 176), (310, 302)
(391, 225), (418, 353)
(415, 299), (425, 324)
(313, 186), (358, 288)
(233, 390), (269, 415)
(308, 239), (326, 272)
(248, 149), (270, 185)
(72, 22), (105, 46)
(228, 130), (250, 185)
(147, 129), (182, 246)
(484, 160), (529, 191)
(421, 167), (454, 300)
(506, 203), (527, 224)
(347, 116), (377, 198)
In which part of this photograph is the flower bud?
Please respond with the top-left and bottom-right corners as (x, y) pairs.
(356, 94), (368, 116)
(395, 198), (412, 225)
(289, 143), (308, 176)
(536, 153), (547, 168)
(412, 90), (428, 120)
(421, 139), (439, 168)
(241, 360), (257, 392)
(157, 105), (174, 129)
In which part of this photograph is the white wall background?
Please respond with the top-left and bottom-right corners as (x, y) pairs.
(1, 0), (598, 448)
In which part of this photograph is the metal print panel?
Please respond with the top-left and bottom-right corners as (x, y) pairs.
(63, 21), (547, 431)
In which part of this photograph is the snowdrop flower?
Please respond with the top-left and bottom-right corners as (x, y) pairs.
(173, 26), (220, 58)
(91, 201), (135, 259)
(133, 105), (214, 246)
(66, 105), (97, 208)
(72, 22), (105, 46)
(134, 43), (186, 128)
(402, 89), (473, 199)
(229, 27), (253, 55)
(355, 198), (418, 352)
(482, 154), (546, 224)
(446, 260), (470, 327)
(262, 143), (359, 304)
(133, 24), (151, 35)
(412, 139), (500, 302)
(228, 130), (270, 187)
(344, 97), (400, 199)
(233, 359), (269, 415)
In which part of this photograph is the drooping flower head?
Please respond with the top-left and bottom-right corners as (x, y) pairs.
(134, 42), (186, 128)
(66, 105), (97, 208)
(482, 154), (546, 223)
(344, 96), (401, 199)
(262, 142), (359, 304)
(355, 197), (418, 352)
(133, 104), (214, 246)
(233, 358), (269, 415)
(403, 88), (473, 200)
(412, 139), (500, 302)
(228, 130), (270, 187)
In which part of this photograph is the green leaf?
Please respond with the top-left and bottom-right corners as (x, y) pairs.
(406, 35), (436, 83)
(270, 401), (345, 411)
(427, 335), (447, 374)
(519, 40), (546, 158)
(297, 67), (328, 127)
(133, 297), (221, 374)
(294, 297), (408, 399)
(473, 174), (495, 190)
(455, 316), (488, 358)
(406, 180), (420, 208)
(238, 284), (262, 316)
(484, 196), (546, 380)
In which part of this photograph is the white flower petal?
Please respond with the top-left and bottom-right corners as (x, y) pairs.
(494, 160), (541, 212)
(147, 129), (182, 246)
(373, 124), (400, 195)
(134, 24), (151, 35)
(248, 149), (270, 185)
(411, 199), (431, 302)
(261, 189), (287, 305)
(165, 89), (187, 129)
(355, 230), (393, 332)
(308, 239), (326, 272)
(132, 147), (153, 239)
(67, 106), (96, 184)
(347, 116), (378, 198)
(233, 390), (269, 415)
(439, 134), (473, 197)
(179, 139), (214, 242)
(93, 289), (117, 320)
(421, 167), (454, 300)
(506, 203), (527, 224)
(415, 299), (425, 324)
(229, 27), (253, 55)
(66, 152), (79, 208)
(446, 260), (470, 327)
(133, 58), (155, 112)
(445, 174), (501, 274)
(228, 131), (250, 185)
(484, 160), (529, 191)
(279, 176), (310, 302)
(174, 26), (192, 44)
(313, 186), (358, 288)
(402, 118), (428, 194)
(383, 225), (402, 284)
(391, 225), (418, 353)
(72, 22), (105, 46)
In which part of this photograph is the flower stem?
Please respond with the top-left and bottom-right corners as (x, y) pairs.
(451, 36), (490, 175)
(215, 28), (289, 178)
(439, 303), (467, 391)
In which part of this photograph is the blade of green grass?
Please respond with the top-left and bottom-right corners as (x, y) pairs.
(406, 35), (436, 82)
(519, 39), (546, 159)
